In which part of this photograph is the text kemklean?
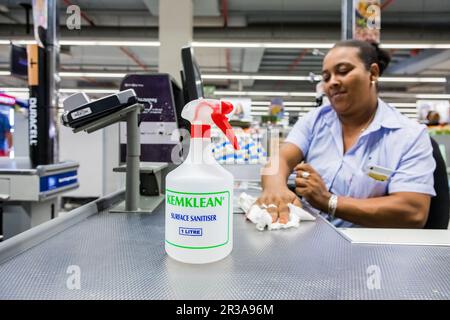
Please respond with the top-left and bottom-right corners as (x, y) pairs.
(166, 194), (226, 208)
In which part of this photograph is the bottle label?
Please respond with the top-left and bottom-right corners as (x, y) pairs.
(165, 189), (231, 249)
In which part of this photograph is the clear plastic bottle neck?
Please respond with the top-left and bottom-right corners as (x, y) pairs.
(186, 137), (216, 164)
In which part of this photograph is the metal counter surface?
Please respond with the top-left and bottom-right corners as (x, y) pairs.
(0, 195), (449, 299)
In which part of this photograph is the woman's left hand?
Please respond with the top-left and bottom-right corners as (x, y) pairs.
(294, 163), (332, 212)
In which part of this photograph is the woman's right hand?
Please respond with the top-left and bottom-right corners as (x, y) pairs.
(255, 187), (302, 224)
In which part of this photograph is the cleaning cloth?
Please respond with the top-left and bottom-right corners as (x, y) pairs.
(238, 192), (316, 231)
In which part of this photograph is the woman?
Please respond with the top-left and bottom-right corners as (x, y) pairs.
(257, 40), (436, 228)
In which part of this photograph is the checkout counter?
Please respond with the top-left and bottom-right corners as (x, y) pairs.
(0, 157), (79, 240)
(1, 55), (447, 298)
(0, 164), (449, 300)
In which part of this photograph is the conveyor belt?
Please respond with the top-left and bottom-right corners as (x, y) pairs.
(0, 191), (449, 299)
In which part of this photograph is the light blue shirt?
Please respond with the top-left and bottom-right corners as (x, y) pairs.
(285, 99), (436, 227)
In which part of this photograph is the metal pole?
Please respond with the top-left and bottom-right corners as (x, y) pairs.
(47, 0), (60, 163)
(29, 0), (59, 166)
(125, 106), (140, 211)
(341, 0), (354, 40)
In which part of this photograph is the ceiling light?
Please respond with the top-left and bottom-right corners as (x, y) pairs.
(59, 88), (118, 94)
(202, 74), (320, 81)
(381, 44), (450, 49)
(0, 87), (29, 92)
(379, 77), (447, 83)
(0, 39), (36, 45)
(217, 91), (449, 99)
(192, 42), (450, 50)
(192, 42), (335, 49)
(215, 90), (316, 97)
(251, 101), (316, 106)
(0, 38), (449, 49)
(205, 74), (445, 83)
(59, 72), (126, 78)
(59, 40), (160, 46)
(415, 94), (450, 99)
(388, 103), (418, 107)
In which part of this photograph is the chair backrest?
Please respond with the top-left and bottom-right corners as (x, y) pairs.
(425, 137), (450, 229)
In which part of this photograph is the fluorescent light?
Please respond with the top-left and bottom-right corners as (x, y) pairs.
(215, 90), (284, 96)
(202, 74), (252, 80)
(379, 77), (447, 83)
(0, 39), (160, 46)
(252, 105), (315, 111)
(290, 92), (318, 97)
(192, 42), (263, 48)
(387, 108), (419, 112)
(192, 41), (335, 49)
(0, 71), (11, 76)
(389, 103), (418, 107)
(0, 87), (29, 92)
(202, 74), (320, 81)
(415, 94), (450, 99)
(284, 101), (316, 106)
(0, 39), (36, 45)
(60, 88), (118, 94)
(59, 72), (126, 78)
(252, 101), (316, 106)
(193, 41), (450, 49)
(252, 75), (312, 81)
(251, 111), (291, 115)
(7, 92), (29, 98)
(1, 87), (118, 95)
(205, 74), (445, 83)
(381, 44), (450, 49)
(246, 91), (289, 96)
(380, 92), (450, 99)
(59, 40), (160, 46)
(0, 38), (449, 49)
(215, 90), (316, 97)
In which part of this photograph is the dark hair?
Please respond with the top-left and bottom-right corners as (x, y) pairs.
(332, 40), (391, 75)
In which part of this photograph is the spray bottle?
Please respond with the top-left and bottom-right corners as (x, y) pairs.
(165, 98), (239, 264)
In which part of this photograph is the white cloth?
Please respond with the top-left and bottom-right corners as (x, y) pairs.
(238, 192), (316, 231)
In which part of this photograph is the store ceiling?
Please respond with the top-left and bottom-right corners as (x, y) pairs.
(0, 0), (449, 108)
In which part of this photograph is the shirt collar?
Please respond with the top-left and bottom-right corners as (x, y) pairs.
(323, 98), (404, 134)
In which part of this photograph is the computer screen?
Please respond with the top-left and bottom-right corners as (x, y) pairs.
(10, 45), (28, 78)
(181, 46), (204, 103)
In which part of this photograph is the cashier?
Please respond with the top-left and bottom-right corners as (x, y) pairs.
(257, 40), (436, 228)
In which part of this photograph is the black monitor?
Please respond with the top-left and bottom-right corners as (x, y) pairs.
(181, 46), (204, 103)
(10, 45), (28, 78)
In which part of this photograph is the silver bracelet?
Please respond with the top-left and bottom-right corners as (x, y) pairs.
(328, 194), (338, 220)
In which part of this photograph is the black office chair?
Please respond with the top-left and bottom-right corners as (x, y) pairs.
(425, 137), (450, 229)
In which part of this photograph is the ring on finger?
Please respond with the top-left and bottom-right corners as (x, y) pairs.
(266, 204), (277, 209)
(301, 171), (310, 179)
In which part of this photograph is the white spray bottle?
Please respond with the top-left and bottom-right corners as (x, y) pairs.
(165, 98), (239, 264)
